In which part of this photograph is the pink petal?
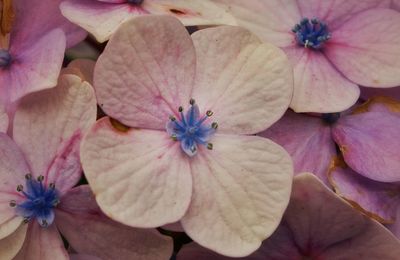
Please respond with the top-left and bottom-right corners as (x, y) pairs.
(1, 29), (66, 103)
(214, 0), (300, 47)
(12, 0), (87, 48)
(0, 224), (28, 260)
(0, 134), (30, 238)
(13, 74), (97, 194)
(56, 186), (173, 260)
(329, 163), (399, 223)
(191, 26), (293, 134)
(94, 15), (196, 129)
(360, 86), (400, 101)
(325, 9), (400, 88)
(259, 110), (336, 185)
(286, 47), (359, 112)
(70, 255), (102, 260)
(181, 135), (293, 257)
(63, 59), (96, 85)
(332, 110), (400, 182)
(13, 222), (68, 260)
(80, 117), (192, 227)
(61, 0), (234, 43)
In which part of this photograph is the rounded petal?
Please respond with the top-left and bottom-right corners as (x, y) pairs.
(214, 0), (300, 48)
(286, 47), (359, 112)
(191, 26), (293, 134)
(0, 223), (27, 260)
(56, 186), (173, 260)
(332, 110), (400, 182)
(0, 134), (30, 238)
(80, 117), (192, 227)
(329, 163), (399, 223)
(181, 135), (293, 257)
(259, 110), (336, 185)
(13, 74), (97, 194)
(13, 222), (68, 260)
(3, 29), (66, 102)
(94, 15), (196, 129)
(325, 9), (400, 88)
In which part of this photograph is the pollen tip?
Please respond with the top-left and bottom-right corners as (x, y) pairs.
(49, 183), (55, 189)
(171, 134), (177, 141)
(189, 98), (195, 105)
(211, 122), (218, 129)
(207, 143), (213, 150)
(16, 184), (23, 192)
(23, 218), (30, 224)
(9, 200), (16, 207)
(41, 219), (48, 227)
(206, 110), (213, 117)
(169, 115), (176, 121)
(178, 106), (183, 112)
(37, 175), (44, 182)
(24, 173), (32, 180)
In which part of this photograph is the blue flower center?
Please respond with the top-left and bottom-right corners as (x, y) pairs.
(321, 113), (340, 125)
(166, 99), (217, 157)
(126, 0), (144, 5)
(0, 49), (11, 68)
(292, 18), (331, 49)
(10, 174), (60, 227)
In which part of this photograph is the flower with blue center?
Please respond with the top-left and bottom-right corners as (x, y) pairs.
(292, 18), (331, 49)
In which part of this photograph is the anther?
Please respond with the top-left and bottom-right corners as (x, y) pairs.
(23, 218), (30, 224)
(178, 106), (183, 112)
(171, 134), (177, 141)
(9, 200), (16, 207)
(37, 175), (44, 182)
(189, 98), (195, 105)
(25, 173), (32, 180)
(211, 122), (218, 129)
(41, 219), (48, 227)
(206, 110), (213, 117)
(207, 143), (213, 150)
(52, 199), (60, 206)
(49, 183), (55, 189)
(17, 185), (23, 192)
(169, 115), (176, 121)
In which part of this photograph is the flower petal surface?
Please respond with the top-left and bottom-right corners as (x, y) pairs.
(0, 224), (27, 260)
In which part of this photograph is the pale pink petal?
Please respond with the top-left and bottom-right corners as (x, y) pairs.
(61, 0), (234, 43)
(181, 135), (293, 257)
(13, 74), (97, 194)
(80, 117), (192, 227)
(1, 29), (66, 103)
(259, 110), (336, 185)
(329, 164), (400, 223)
(0, 134), (29, 239)
(56, 186), (173, 260)
(0, 103), (8, 133)
(62, 59), (96, 85)
(94, 15), (195, 129)
(70, 254), (102, 260)
(13, 0), (87, 48)
(214, 0), (300, 48)
(286, 47), (359, 112)
(332, 110), (400, 182)
(325, 9), (400, 88)
(0, 224), (27, 260)
(13, 222), (68, 260)
(191, 26), (293, 134)
(360, 86), (400, 101)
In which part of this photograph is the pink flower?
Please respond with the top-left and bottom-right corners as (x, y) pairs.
(215, 0), (400, 112)
(177, 173), (400, 259)
(0, 69), (172, 259)
(60, 0), (236, 43)
(80, 15), (294, 256)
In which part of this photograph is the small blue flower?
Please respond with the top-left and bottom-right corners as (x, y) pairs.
(10, 174), (60, 227)
(166, 99), (218, 157)
(292, 18), (331, 49)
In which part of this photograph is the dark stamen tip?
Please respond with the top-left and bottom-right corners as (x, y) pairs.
(42, 220), (48, 227)
(211, 122), (218, 129)
(9, 200), (16, 207)
(171, 134), (177, 141)
(17, 185), (23, 192)
(189, 98), (195, 105)
(23, 218), (30, 224)
(169, 115), (176, 121)
(178, 106), (183, 112)
(207, 143), (213, 150)
(206, 110), (213, 117)
(25, 173), (32, 180)
(37, 175), (44, 182)
(49, 183), (55, 189)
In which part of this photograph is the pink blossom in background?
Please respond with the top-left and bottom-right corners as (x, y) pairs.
(60, 0), (236, 43)
(80, 15), (294, 257)
(215, 0), (400, 113)
(177, 173), (400, 259)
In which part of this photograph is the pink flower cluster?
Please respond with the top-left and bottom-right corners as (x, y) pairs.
(0, 0), (399, 259)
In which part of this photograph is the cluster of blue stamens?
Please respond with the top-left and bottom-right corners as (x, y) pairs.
(10, 174), (59, 227)
(166, 99), (217, 157)
(0, 49), (11, 68)
(292, 18), (331, 49)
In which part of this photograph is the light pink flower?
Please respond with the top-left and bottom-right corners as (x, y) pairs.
(215, 0), (400, 112)
(60, 0), (236, 43)
(177, 173), (400, 259)
(80, 15), (294, 257)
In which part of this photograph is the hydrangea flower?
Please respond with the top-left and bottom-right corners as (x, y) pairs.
(0, 69), (172, 259)
(177, 173), (400, 259)
(215, 0), (400, 112)
(80, 15), (294, 256)
(260, 97), (400, 185)
(60, 0), (236, 43)
(0, 0), (85, 107)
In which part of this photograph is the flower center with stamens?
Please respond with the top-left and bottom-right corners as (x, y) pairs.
(10, 174), (60, 227)
(292, 18), (331, 49)
(0, 49), (11, 68)
(166, 98), (218, 157)
(127, 0), (144, 5)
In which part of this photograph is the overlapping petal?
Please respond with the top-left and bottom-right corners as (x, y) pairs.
(80, 117), (192, 227)
(0, 224), (27, 260)
(94, 15), (196, 129)
(191, 26), (293, 134)
(181, 135), (292, 257)
(13, 74), (97, 194)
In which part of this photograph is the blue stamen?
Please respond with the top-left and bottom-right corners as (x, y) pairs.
(127, 0), (144, 5)
(292, 18), (331, 49)
(11, 174), (60, 228)
(166, 99), (217, 157)
(321, 113), (340, 125)
(0, 49), (11, 68)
